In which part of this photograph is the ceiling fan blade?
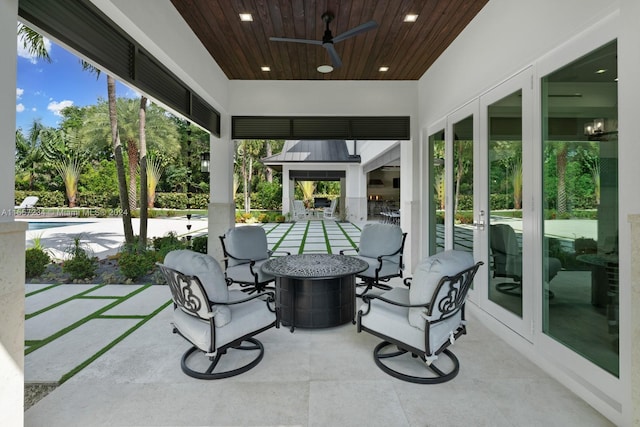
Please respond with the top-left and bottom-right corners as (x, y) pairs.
(270, 37), (323, 45)
(324, 43), (343, 68)
(332, 20), (378, 43)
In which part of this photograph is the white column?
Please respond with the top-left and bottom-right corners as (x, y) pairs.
(0, 1), (25, 426)
(345, 164), (367, 222)
(401, 137), (420, 273)
(207, 120), (235, 264)
(282, 166), (292, 216)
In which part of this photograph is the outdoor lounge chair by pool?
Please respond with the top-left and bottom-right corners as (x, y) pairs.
(15, 196), (39, 213)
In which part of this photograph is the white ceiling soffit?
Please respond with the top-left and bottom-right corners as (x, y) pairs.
(363, 144), (401, 174)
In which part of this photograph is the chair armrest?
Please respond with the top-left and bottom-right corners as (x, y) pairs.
(211, 290), (275, 306)
(270, 250), (291, 256)
(339, 248), (359, 255)
(226, 251), (255, 264)
(362, 293), (430, 309)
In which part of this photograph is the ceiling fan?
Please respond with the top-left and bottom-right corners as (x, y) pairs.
(270, 12), (378, 69)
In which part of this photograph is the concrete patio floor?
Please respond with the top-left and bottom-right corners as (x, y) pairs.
(22, 218), (613, 426)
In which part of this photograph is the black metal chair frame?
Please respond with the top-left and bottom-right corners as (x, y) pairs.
(219, 234), (290, 293)
(357, 261), (483, 384)
(341, 232), (407, 294)
(158, 263), (279, 380)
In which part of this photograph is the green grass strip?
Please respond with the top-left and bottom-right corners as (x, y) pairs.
(298, 221), (311, 254)
(98, 314), (148, 320)
(25, 284), (153, 355)
(269, 222), (295, 252)
(25, 340), (41, 347)
(335, 221), (358, 250)
(25, 284), (105, 319)
(25, 283), (61, 298)
(59, 299), (172, 384)
(80, 295), (124, 300)
(321, 221), (332, 254)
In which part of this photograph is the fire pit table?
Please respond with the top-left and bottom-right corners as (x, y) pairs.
(261, 254), (368, 331)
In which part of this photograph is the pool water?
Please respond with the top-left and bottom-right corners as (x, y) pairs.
(27, 222), (91, 231)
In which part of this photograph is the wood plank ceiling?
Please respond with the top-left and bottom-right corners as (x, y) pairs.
(170, 0), (488, 80)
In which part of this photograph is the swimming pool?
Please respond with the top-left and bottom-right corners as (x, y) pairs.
(27, 221), (92, 231)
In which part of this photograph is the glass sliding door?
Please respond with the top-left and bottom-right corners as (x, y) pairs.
(452, 115), (475, 254)
(428, 129), (446, 254)
(487, 90), (524, 317)
(541, 41), (619, 376)
(479, 68), (533, 339)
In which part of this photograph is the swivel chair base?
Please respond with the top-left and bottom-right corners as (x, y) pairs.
(180, 338), (264, 380)
(373, 341), (460, 384)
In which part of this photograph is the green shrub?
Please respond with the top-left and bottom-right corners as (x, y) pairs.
(191, 235), (208, 254)
(62, 236), (98, 280)
(118, 246), (156, 280)
(25, 248), (51, 278)
(152, 232), (187, 259)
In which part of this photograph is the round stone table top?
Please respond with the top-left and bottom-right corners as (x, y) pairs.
(262, 254), (368, 280)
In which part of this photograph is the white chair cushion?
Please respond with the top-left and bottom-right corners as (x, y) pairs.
(360, 287), (463, 357)
(359, 288), (426, 352)
(225, 226), (269, 267)
(172, 290), (275, 352)
(408, 250), (474, 330)
(358, 223), (403, 262)
(164, 249), (231, 327)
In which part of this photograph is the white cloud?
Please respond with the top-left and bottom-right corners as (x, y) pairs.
(47, 100), (74, 116)
(16, 103), (25, 113)
(17, 25), (52, 64)
(32, 107), (37, 112)
(16, 88), (24, 99)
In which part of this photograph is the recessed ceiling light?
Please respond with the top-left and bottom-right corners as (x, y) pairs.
(595, 69), (607, 74)
(239, 13), (253, 22)
(379, 66), (389, 72)
(317, 65), (334, 73)
(261, 66), (271, 72)
(404, 14), (419, 22)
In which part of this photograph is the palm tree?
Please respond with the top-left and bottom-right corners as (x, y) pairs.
(145, 152), (163, 208)
(15, 121), (46, 190)
(54, 156), (82, 208)
(297, 181), (316, 208)
(17, 24), (51, 63)
(138, 96), (148, 247)
(107, 75), (135, 244)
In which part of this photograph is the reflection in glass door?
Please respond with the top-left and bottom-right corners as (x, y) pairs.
(541, 41), (619, 376)
(487, 90), (524, 318)
(428, 130), (445, 254)
(453, 116), (474, 254)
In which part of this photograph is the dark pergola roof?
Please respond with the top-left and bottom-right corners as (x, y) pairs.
(262, 140), (361, 172)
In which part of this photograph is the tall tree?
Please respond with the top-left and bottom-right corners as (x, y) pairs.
(138, 96), (148, 248)
(107, 75), (135, 244)
(15, 121), (45, 190)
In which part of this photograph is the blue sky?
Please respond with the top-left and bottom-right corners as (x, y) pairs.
(16, 32), (138, 132)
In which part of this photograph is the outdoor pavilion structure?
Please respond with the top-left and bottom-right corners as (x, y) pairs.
(2, 1), (640, 425)
(261, 139), (382, 222)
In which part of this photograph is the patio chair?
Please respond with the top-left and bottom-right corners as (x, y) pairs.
(357, 250), (483, 384)
(159, 249), (278, 379)
(219, 226), (290, 293)
(323, 198), (338, 219)
(14, 196), (39, 214)
(292, 200), (309, 220)
(489, 223), (561, 297)
(340, 223), (406, 295)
